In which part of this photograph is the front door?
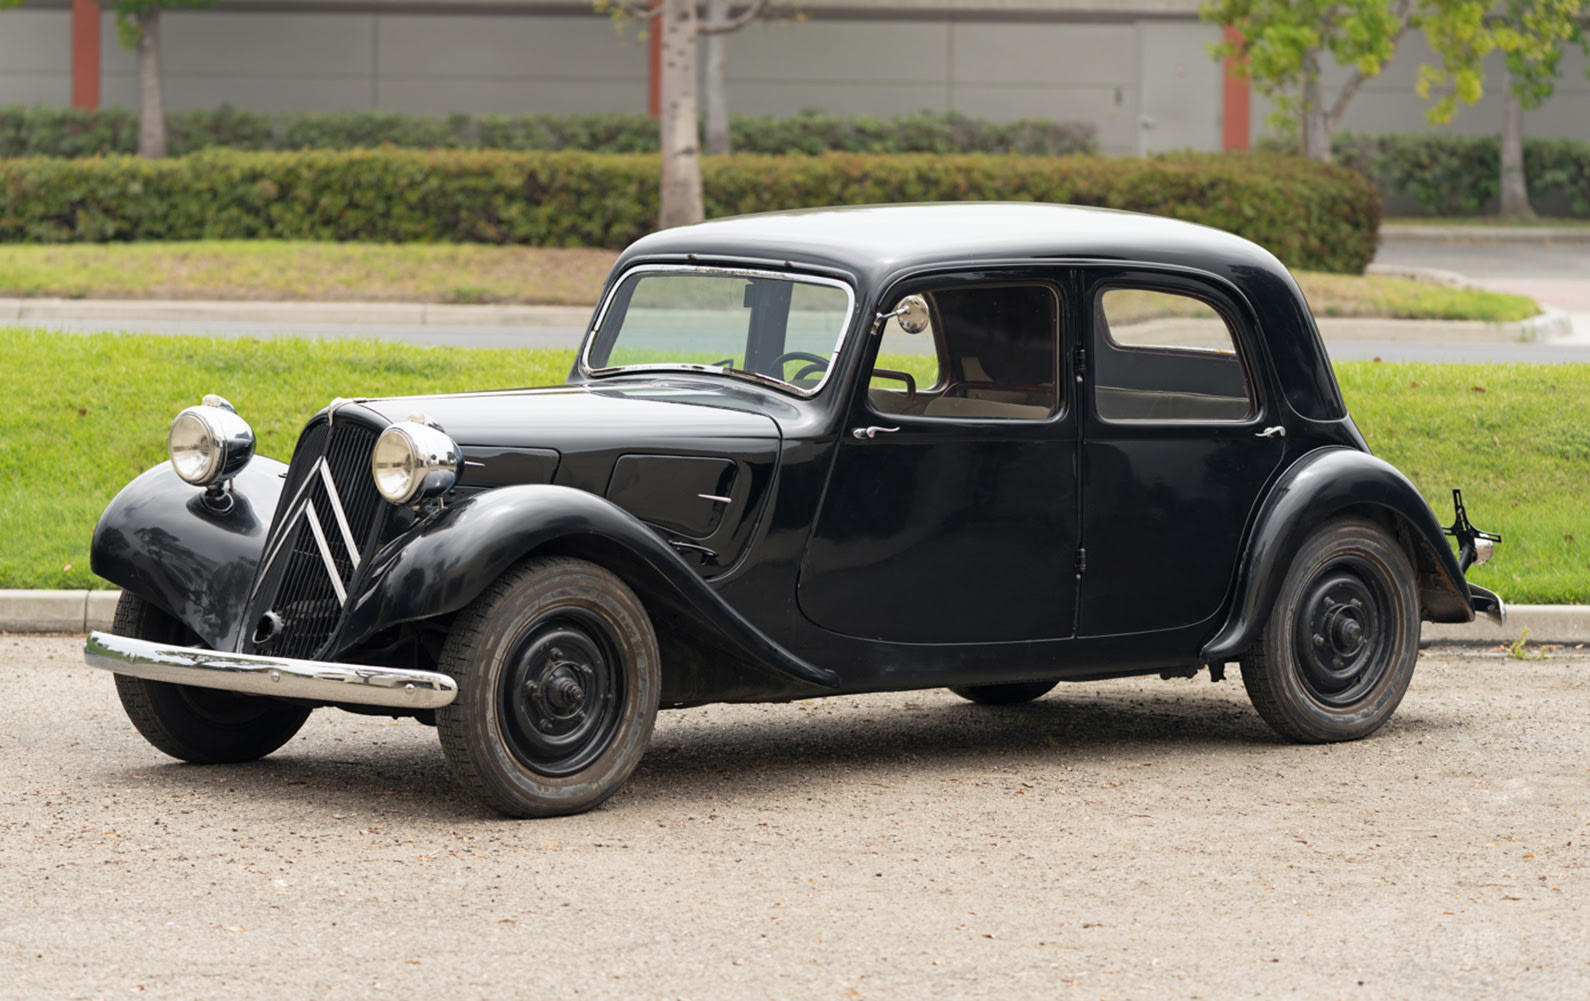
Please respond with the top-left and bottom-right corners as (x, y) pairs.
(798, 276), (1079, 644)
(1078, 270), (1286, 638)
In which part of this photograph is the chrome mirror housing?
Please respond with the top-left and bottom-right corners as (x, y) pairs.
(883, 294), (931, 334)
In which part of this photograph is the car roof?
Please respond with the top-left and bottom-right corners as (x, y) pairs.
(613, 202), (1289, 289)
(609, 201), (1347, 425)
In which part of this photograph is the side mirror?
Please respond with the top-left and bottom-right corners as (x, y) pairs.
(880, 294), (930, 335)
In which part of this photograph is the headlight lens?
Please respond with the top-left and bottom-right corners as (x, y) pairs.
(168, 397), (255, 486)
(372, 419), (461, 505)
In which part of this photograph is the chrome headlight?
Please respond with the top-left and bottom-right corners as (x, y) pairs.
(372, 417), (461, 505)
(168, 395), (255, 486)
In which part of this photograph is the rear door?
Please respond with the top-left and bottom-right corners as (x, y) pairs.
(1078, 270), (1286, 637)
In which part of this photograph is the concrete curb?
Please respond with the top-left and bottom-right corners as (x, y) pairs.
(0, 297), (594, 329)
(1, 589), (1583, 648)
(1380, 224), (1590, 243)
(0, 590), (122, 634)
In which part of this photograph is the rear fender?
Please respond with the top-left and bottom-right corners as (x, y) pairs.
(89, 458), (287, 650)
(339, 484), (840, 695)
(1201, 447), (1472, 664)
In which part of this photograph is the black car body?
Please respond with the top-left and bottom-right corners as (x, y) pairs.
(86, 203), (1504, 816)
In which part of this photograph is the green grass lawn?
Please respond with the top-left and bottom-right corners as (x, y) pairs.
(0, 240), (1543, 322)
(1, 328), (1579, 606)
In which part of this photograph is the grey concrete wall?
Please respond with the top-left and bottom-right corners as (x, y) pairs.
(2, 4), (1586, 158)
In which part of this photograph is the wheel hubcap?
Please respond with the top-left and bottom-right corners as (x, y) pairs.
(1295, 563), (1391, 706)
(501, 617), (623, 777)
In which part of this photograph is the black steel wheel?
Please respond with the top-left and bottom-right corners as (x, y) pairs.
(436, 557), (660, 818)
(1240, 517), (1419, 743)
(948, 680), (1059, 705)
(111, 593), (312, 763)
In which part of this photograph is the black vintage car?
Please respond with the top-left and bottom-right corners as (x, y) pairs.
(86, 203), (1504, 817)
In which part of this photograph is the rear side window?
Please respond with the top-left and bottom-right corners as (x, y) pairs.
(1093, 288), (1254, 422)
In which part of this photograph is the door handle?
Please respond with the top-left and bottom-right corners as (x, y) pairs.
(1256, 426), (1286, 438)
(852, 426), (900, 439)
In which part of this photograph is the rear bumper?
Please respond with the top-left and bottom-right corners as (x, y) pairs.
(84, 631), (458, 710)
(1470, 584), (1506, 626)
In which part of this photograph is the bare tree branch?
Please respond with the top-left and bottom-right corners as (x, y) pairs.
(699, 0), (770, 35)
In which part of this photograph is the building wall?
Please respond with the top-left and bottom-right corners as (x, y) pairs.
(2, 2), (1587, 157)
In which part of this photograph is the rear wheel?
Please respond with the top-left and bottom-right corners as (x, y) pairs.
(437, 557), (660, 818)
(1240, 517), (1419, 743)
(112, 593), (312, 763)
(949, 680), (1059, 705)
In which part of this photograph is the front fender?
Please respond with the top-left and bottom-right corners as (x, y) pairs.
(89, 457), (287, 649)
(1201, 447), (1472, 664)
(339, 485), (840, 691)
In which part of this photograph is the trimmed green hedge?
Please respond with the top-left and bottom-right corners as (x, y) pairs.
(1258, 132), (1590, 217)
(0, 148), (1380, 272)
(0, 106), (1096, 158)
(1334, 133), (1590, 217)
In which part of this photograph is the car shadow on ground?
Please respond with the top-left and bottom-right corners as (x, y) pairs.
(87, 678), (1451, 822)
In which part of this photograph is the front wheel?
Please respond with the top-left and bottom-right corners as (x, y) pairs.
(1240, 517), (1419, 743)
(112, 593), (312, 763)
(436, 557), (661, 818)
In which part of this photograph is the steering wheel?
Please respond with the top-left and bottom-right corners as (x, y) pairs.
(772, 351), (830, 382)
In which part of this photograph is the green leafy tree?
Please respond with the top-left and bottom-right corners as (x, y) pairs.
(1495, 0), (1587, 217)
(1202, 0), (1514, 162)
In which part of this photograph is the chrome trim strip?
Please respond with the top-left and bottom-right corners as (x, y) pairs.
(317, 460), (362, 569)
(85, 631), (457, 710)
(302, 499), (348, 606)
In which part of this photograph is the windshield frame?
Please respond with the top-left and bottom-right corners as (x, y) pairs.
(580, 264), (859, 399)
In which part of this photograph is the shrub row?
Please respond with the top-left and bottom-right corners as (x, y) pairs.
(0, 149), (1380, 272)
(0, 106), (1097, 159)
(1334, 133), (1590, 217)
(1259, 132), (1590, 217)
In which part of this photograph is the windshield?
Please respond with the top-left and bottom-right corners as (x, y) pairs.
(583, 267), (855, 395)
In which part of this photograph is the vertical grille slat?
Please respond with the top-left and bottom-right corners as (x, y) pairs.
(249, 419), (388, 660)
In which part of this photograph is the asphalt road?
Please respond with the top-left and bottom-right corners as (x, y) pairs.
(4, 634), (1587, 1000)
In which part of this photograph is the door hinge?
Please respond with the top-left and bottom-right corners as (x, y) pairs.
(1074, 548), (1087, 574)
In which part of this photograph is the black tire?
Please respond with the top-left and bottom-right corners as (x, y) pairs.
(436, 557), (661, 818)
(1240, 517), (1420, 743)
(111, 593), (312, 763)
(948, 680), (1059, 705)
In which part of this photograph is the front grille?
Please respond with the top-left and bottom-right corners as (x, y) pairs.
(248, 417), (387, 659)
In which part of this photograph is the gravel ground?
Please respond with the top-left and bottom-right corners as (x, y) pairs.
(2, 634), (1587, 1000)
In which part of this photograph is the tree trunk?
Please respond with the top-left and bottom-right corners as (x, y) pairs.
(1300, 52), (1331, 163)
(703, 0), (731, 156)
(1499, 76), (1535, 220)
(136, 8), (166, 159)
(658, 0), (705, 228)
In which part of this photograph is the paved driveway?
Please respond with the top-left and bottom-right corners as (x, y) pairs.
(5, 635), (1588, 1000)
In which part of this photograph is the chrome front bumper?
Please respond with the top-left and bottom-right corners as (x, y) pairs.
(84, 631), (458, 710)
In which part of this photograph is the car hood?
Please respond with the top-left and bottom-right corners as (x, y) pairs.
(357, 383), (781, 449)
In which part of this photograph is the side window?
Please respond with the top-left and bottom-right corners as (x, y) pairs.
(868, 284), (1058, 420)
(1093, 287), (1254, 422)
